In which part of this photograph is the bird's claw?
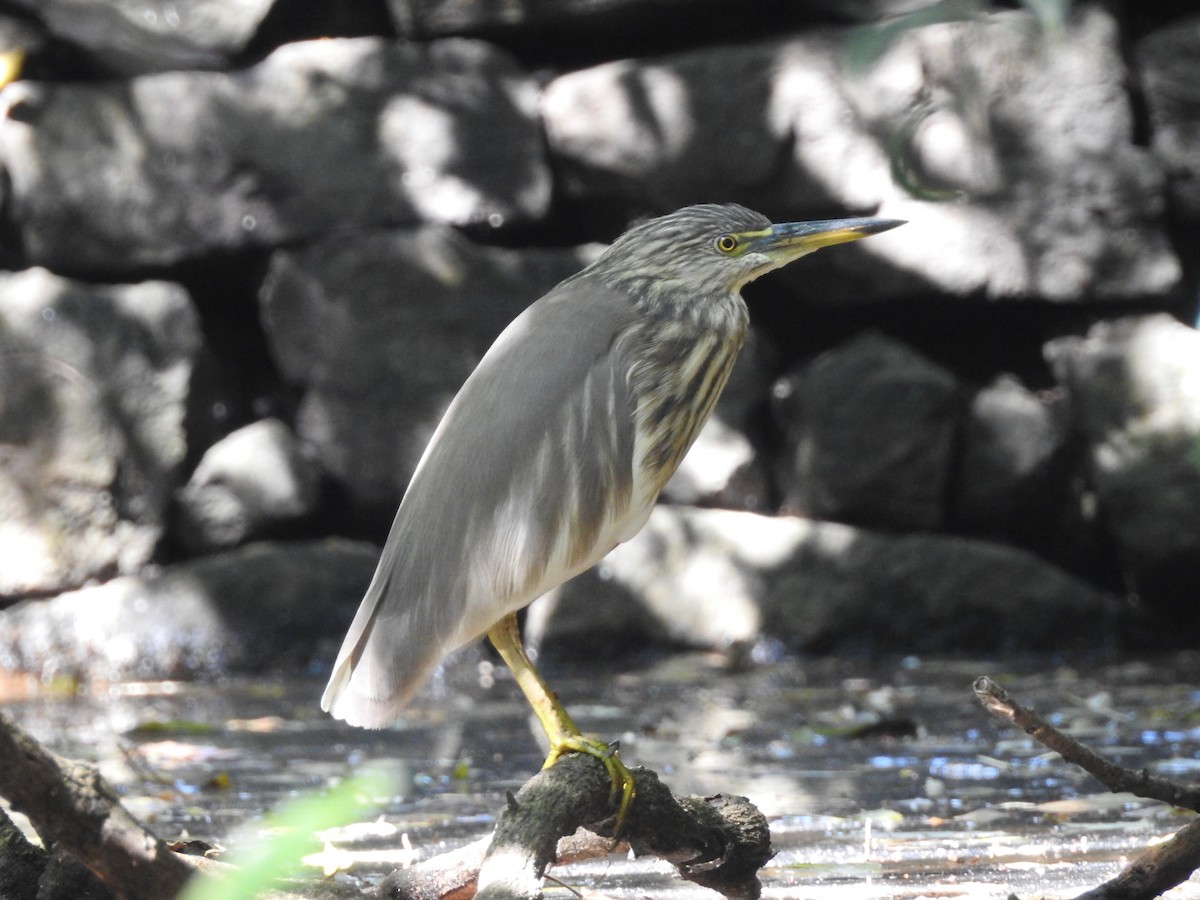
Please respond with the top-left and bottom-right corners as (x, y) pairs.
(544, 735), (636, 838)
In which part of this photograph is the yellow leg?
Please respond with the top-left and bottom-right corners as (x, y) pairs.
(487, 612), (636, 830)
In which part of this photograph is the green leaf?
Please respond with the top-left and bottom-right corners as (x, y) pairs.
(177, 764), (398, 900)
(843, 0), (984, 73)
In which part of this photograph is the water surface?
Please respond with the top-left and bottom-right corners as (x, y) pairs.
(4, 651), (1199, 898)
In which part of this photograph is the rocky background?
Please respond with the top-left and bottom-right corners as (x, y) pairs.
(1, 0), (1199, 684)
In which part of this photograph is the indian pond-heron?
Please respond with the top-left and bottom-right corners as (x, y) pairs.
(322, 203), (904, 821)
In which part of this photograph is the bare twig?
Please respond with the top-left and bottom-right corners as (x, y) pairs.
(1074, 817), (1200, 900)
(382, 752), (772, 900)
(0, 712), (194, 900)
(378, 830), (625, 900)
(974, 676), (1200, 900)
(380, 836), (488, 900)
(973, 676), (1200, 812)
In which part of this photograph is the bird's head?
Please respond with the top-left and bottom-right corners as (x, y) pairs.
(592, 203), (904, 300)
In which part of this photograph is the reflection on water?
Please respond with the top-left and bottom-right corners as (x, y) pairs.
(3, 651), (1199, 898)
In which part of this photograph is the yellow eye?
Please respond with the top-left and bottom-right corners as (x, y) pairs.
(715, 234), (739, 254)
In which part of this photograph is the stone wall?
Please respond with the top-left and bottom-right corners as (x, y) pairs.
(1, 0), (1198, 680)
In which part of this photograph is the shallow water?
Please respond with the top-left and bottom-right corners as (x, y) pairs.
(4, 650), (1200, 898)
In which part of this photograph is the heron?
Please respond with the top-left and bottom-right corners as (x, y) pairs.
(322, 203), (903, 823)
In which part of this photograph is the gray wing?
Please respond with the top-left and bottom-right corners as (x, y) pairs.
(322, 275), (643, 727)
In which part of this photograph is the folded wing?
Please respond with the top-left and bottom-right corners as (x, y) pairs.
(321, 276), (645, 727)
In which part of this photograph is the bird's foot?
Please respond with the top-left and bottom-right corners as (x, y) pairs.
(544, 735), (636, 836)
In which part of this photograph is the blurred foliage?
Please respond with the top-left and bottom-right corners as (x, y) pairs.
(177, 764), (398, 900)
(846, 0), (1072, 202)
(887, 102), (963, 203)
(847, 0), (1073, 71)
(845, 0), (984, 73)
(1021, 0), (1072, 35)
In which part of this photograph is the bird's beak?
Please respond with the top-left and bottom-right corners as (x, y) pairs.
(746, 216), (905, 262)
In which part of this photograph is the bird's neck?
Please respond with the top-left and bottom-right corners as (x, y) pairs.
(592, 267), (749, 336)
(640, 285), (750, 338)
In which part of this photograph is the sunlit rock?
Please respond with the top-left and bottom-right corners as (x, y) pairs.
(663, 416), (758, 507)
(0, 269), (199, 597)
(0, 38), (550, 270)
(1136, 15), (1200, 220)
(0, 540), (376, 680)
(540, 506), (1118, 655)
(1046, 314), (1200, 622)
(7, 0), (277, 74)
(951, 374), (1073, 544)
(386, 0), (935, 38)
(388, 0), (727, 36)
(541, 6), (1178, 302)
(174, 418), (320, 552)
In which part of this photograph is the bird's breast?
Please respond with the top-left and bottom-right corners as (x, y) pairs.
(627, 307), (748, 504)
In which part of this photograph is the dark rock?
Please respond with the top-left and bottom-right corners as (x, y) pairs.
(541, 42), (801, 218)
(389, 0), (700, 36)
(0, 14), (42, 70)
(174, 418), (320, 552)
(951, 375), (1070, 537)
(1136, 15), (1200, 220)
(1046, 315), (1200, 612)
(0, 269), (199, 598)
(0, 539), (377, 680)
(801, 0), (944, 20)
(773, 332), (959, 531)
(386, 0), (847, 39)
(260, 226), (594, 515)
(0, 38), (550, 271)
(541, 7), (1177, 301)
(386, 0), (934, 39)
(542, 506), (1117, 654)
(8, 0), (277, 74)
(532, 507), (769, 655)
(761, 517), (1118, 653)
